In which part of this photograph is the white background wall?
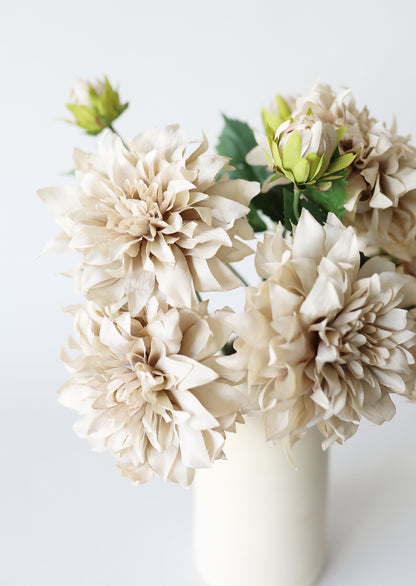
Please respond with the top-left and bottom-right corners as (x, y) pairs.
(2, 0), (416, 584)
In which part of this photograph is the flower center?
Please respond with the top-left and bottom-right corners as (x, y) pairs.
(106, 182), (167, 239)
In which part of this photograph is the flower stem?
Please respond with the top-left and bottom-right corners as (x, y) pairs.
(227, 263), (250, 287)
(109, 124), (128, 149)
(293, 186), (301, 221)
(196, 291), (203, 303)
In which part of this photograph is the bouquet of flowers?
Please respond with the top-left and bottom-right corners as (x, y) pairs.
(39, 77), (416, 486)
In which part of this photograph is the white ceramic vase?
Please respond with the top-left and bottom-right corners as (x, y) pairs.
(193, 415), (328, 586)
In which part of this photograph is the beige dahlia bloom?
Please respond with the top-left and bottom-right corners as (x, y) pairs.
(232, 210), (416, 450)
(59, 298), (245, 486)
(354, 189), (416, 263)
(38, 125), (258, 313)
(293, 83), (416, 261)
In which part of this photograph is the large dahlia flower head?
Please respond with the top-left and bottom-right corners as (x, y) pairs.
(39, 121), (258, 486)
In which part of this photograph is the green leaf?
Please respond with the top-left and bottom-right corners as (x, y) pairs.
(303, 169), (349, 219)
(251, 184), (287, 225)
(326, 152), (356, 175)
(216, 115), (269, 184)
(299, 199), (327, 225)
(247, 205), (267, 232)
(216, 115), (273, 232)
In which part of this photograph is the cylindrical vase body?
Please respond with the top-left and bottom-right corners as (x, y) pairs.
(193, 416), (328, 586)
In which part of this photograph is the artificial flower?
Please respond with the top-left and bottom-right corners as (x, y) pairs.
(38, 125), (258, 313)
(292, 84), (416, 260)
(59, 298), (245, 486)
(354, 189), (416, 264)
(266, 114), (354, 187)
(232, 209), (416, 450)
(66, 75), (128, 135)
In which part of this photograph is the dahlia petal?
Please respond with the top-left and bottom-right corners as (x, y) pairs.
(170, 389), (219, 430)
(37, 186), (80, 217)
(100, 317), (131, 356)
(189, 256), (241, 292)
(42, 232), (71, 254)
(206, 178), (259, 207)
(58, 383), (98, 412)
(178, 423), (211, 468)
(153, 246), (193, 306)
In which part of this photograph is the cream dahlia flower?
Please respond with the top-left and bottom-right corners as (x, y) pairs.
(232, 210), (416, 450)
(59, 298), (245, 486)
(293, 83), (416, 261)
(38, 125), (258, 313)
(354, 189), (416, 264)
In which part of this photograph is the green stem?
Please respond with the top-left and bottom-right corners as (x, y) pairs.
(227, 263), (250, 287)
(293, 186), (301, 221)
(196, 291), (203, 303)
(109, 124), (128, 149)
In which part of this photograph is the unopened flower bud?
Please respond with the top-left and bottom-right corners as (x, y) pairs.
(269, 114), (355, 187)
(66, 76), (128, 135)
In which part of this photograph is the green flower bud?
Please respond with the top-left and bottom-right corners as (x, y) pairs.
(65, 76), (128, 135)
(268, 115), (356, 187)
(262, 95), (292, 141)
